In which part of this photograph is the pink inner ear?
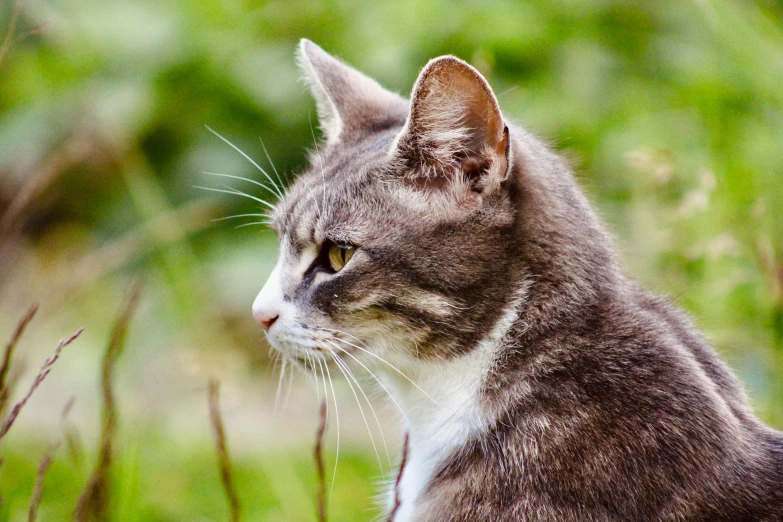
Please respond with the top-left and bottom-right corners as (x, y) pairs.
(394, 55), (508, 183)
(410, 57), (505, 153)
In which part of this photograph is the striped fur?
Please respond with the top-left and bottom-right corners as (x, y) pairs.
(253, 40), (783, 521)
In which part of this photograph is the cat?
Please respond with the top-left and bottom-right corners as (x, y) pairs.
(251, 39), (783, 521)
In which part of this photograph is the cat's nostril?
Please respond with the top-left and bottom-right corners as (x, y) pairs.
(254, 311), (279, 332)
(259, 314), (279, 332)
(261, 315), (279, 332)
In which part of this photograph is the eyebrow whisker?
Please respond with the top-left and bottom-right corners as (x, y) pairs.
(205, 125), (285, 200)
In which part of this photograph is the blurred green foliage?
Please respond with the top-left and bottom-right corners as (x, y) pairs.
(1, 0), (782, 520)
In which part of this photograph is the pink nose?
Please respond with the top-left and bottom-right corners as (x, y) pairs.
(254, 310), (279, 332)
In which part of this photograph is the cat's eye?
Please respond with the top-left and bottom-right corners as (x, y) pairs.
(327, 244), (355, 272)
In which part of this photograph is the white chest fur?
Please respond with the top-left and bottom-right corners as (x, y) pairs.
(387, 288), (526, 521)
(391, 354), (490, 522)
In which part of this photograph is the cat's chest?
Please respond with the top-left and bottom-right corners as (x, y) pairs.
(386, 361), (491, 521)
(392, 423), (473, 522)
(384, 286), (526, 520)
(393, 446), (429, 522)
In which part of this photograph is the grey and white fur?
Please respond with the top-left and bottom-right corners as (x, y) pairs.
(250, 40), (783, 521)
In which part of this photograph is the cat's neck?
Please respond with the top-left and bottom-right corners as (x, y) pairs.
(383, 284), (528, 519)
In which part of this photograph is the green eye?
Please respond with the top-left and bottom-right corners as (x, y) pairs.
(328, 244), (355, 272)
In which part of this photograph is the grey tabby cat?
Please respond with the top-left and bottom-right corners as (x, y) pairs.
(251, 40), (783, 521)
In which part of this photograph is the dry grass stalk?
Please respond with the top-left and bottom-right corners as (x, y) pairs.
(314, 400), (328, 522)
(21, 20), (52, 39)
(0, 362), (27, 423)
(208, 379), (241, 522)
(0, 133), (94, 239)
(73, 284), (140, 522)
(0, 326), (83, 440)
(386, 432), (410, 522)
(0, 303), (38, 414)
(28, 444), (58, 522)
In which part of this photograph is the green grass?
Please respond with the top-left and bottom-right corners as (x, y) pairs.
(1, 0), (782, 519)
(0, 435), (379, 522)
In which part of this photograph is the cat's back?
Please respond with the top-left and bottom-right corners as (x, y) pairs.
(427, 285), (783, 521)
(626, 285), (783, 519)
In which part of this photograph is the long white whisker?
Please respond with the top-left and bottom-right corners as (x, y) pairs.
(234, 221), (272, 229)
(306, 353), (319, 401)
(327, 340), (410, 424)
(327, 342), (392, 469)
(274, 355), (288, 416)
(259, 137), (286, 191)
(217, 183), (264, 203)
(193, 185), (276, 211)
(322, 328), (438, 405)
(211, 213), (272, 222)
(327, 347), (385, 474)
(316, 357), (330, 419)
(205, 126), (284, 199)
(284, 359), (295, 407)
(202, 171), (277, 196)
(322, 358), (340, 502)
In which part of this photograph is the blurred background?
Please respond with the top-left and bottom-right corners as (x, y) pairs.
(1, 0), (782, 520)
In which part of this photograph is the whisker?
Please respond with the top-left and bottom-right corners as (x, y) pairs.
(326, 339), (410, 424)
(205, 126), (284, 200)
(315, 358), (333, 489)
(234, 221), (272, 229)
(193, 185), (276, 211)
(321, 357), (340, 502)
(321, 328), (438, 406)
(259, 137), (287, 192)
(323, 328), (364, 346)
(284, 359), (295, 406)
(327, 341), (393, 468)
(217, 183), (267, 204)
(316, 357), (328, 419)
(332, 352), (392, 468)
(202, 171), (277, 197)
(327, 348), (385, 474)
(211, 213), (272, 222)
(274, 354), (288, 416)
(305, 353), (317, 398)
(215, 210), (298, 223)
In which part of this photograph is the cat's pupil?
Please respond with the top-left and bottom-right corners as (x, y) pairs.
(326, 242), (354, 273)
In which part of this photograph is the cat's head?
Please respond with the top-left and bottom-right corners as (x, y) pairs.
(252, 40), (571, 374)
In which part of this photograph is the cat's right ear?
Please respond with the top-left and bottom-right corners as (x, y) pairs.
(297, 39), (408, 146)
(391, 56), (510, 200)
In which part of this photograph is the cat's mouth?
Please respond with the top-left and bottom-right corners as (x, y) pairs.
(280, 343), (358, 371)
(266, 327), (360, 369)
(287, 352), (313, 367)
(268, 339), (333, 368)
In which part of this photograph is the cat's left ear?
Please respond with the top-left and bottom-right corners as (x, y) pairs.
(392, 56), (510, 193)
(297, 39), (409, 146)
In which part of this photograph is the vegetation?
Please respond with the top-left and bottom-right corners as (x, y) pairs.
(1, 0), (782, 519)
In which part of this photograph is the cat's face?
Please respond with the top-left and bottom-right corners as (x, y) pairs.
(253, 41), (521, 372)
